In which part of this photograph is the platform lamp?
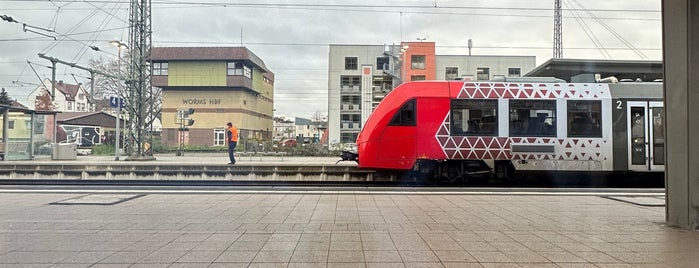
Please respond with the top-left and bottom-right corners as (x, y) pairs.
(400, 44), (409, 83)
(110, 40), (128, 160)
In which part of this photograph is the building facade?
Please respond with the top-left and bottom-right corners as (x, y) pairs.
(26, 79), (93, 112)
(151, 47), (274, 147)
(273, 117), (325, 144)
(327, 42), (536, 148)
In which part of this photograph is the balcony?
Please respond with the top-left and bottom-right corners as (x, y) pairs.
(341, 103), (359, 111)
(340, 85), (361, 94)
(341, 122), (361, 130)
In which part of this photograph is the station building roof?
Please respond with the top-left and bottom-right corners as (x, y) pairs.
(525, 58), (663, 82)
(150, 46), (273, 76)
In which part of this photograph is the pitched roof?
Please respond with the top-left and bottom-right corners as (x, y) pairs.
(9, 100), (28, 109)
(150, 46), (271, 74)
(56, 111), (120, 128)
(51, 80), (81, 101)
(56, 111), (102, 122)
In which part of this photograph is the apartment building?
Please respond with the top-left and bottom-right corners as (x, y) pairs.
(327, 42), (536, 148)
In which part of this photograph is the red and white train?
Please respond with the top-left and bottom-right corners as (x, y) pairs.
(343, 79), (664, 181)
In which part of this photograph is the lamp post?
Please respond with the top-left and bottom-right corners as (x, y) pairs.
(400, 45), (409, 83)
(110, 40), (128, 161)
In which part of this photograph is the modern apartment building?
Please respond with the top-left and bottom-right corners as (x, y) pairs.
(151, 47), (274, 147)
(327, 42), (536, 148)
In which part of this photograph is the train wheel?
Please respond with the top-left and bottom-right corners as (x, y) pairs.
(494, 161), (514, 181)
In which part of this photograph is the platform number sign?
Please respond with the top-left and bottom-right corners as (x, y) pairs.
(109, 96), (126, 108)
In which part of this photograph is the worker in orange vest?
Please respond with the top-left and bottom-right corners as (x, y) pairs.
(226, 122), (239, 165)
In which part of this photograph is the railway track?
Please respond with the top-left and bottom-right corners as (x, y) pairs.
(0, 163), (664, 188)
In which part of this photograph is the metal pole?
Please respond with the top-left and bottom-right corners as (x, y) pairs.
(115, 48), (121, 161)
(50, 60), (56, 145)
(115, 106), (121, 160)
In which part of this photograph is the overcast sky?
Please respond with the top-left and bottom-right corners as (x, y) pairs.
(0, 0), (662, 118)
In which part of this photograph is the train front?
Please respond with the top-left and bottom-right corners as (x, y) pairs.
(342, 81), (453, 169)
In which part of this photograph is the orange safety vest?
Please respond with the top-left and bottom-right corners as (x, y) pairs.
(227, 126), (239, 142)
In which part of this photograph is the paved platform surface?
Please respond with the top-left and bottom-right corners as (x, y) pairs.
(0, 188), (694, 267)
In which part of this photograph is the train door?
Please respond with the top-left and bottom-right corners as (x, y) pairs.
(377, 99), (417, 169)
(627, 101), (664, 171)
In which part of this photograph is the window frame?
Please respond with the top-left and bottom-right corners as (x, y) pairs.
(227, 61), (251, 78)
(345, 57), (358, 70)
(509, 99), (557, 137)
(410, 75), (426, 81)
(411, 55), (426, 70)
(508, 67), (521, 77)
(450, 99), (498, 136)
(567, 100), (603, 138)
(152, 62), (168, 76)
(445, 67), (459, 80)
(476, 67), (490, 80)
(214, 128), (226, 146)
(376, 57), (389, 70)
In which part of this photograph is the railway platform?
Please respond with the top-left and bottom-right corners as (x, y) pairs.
(0, 186), (691, 267)
(0, 153), (365, 181)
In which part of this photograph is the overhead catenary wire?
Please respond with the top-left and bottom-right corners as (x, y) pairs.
(0, 0), (662, 13)
(568, 0), (648, 59)
(563, 0), (611, 59)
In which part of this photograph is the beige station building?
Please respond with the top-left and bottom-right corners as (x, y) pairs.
(150, 47), (274, 147)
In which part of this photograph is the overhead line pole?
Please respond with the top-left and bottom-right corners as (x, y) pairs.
(553, 0), (563, 58)
(37, 53), (123, 144)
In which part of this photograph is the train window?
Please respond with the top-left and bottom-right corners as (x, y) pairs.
(567, 100), (602, 137)
(509, 100), (557, 137)
(389, 99), (416, 126)
(450, 99), (498, 136)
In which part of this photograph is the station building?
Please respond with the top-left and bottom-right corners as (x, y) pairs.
(327, 42), (536, 148)
(151, 47), (274, 147)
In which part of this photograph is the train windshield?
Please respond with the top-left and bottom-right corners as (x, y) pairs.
(388, 99), (416, 126)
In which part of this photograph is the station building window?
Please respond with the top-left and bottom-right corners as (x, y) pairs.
(509, 100), (556, 137)
(567, 100), (602, 137)
(214, 128), (225, 146)
(508, 68), (521, 77)
(477, 67), (490, 80)
(389, 99), (416, 126)
(451, 99), (498, 136)
(153, 62), (168, 75)
(445, 67), (459, 80)
(227, 62), (252, 78)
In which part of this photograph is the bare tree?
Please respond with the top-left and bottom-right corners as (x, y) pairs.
(311, 111), (327, 125)
(87, 55), (126, 110)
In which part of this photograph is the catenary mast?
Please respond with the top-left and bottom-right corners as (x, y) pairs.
(553, 0), (563, 58)
(126, 0), (155, 160)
